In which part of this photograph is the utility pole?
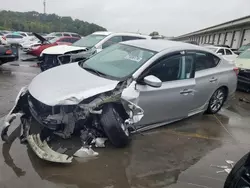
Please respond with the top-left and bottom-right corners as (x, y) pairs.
(43, 0), (46, 14)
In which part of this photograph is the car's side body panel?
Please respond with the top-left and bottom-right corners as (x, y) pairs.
(136, 78), (195, 127)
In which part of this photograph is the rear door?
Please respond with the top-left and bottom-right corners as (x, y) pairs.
(188, 51), (221, 113)
(136, 52), (196, 127)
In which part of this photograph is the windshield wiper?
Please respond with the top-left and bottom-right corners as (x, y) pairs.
(82, 66), (106, 77)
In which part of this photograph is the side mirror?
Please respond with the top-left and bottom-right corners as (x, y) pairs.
(217, 52), (223, 56)
(143, 75), (162, 88)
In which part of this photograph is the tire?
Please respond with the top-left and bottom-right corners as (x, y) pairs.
(206, 87), (226, 114)
(224, 153), (250, 188)
(100, 103), (130, 148)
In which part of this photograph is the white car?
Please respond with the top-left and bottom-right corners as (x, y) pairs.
(20, 36), (56, 52)
(4, 34), (26, 45)
(40, 31), (151, 71)
(206, 46), (238, 62)
(17, 32), (33, 38)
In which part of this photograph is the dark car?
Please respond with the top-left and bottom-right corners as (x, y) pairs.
(0, 44), (19, 65)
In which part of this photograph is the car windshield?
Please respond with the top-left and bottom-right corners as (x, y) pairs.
(238, 50), (250, 59)
(81, 43), (156, 80)
(72, 34), (107, 48)
(207, 47), (218, 52)
(238, 45), (250, 52)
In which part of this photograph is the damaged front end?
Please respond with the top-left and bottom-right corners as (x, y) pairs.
(1, 80), (143, 163)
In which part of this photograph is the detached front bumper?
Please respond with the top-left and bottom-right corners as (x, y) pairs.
(1, 87), (73, 163)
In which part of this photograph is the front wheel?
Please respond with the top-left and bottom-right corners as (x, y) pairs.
(206, 88), (226, 114)
(100, 104), (130, 148)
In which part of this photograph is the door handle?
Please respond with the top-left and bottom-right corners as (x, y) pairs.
(180, 89), (193, 95)
(209, 77), (218, 82)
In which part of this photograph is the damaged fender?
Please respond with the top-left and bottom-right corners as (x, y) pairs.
(121, 81), (144, 124)
(1, 79), (144, 164)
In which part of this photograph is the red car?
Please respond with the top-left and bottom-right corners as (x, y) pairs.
(29, 34), (80, 57)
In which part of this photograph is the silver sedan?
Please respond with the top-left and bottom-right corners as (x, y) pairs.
(1, 40), (238, 163)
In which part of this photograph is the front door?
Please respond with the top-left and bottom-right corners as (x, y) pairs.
(135, 53), (196, 128)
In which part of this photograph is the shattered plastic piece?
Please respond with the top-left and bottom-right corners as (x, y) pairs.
(225, 169), (232, 174)
(210, 165), (229, 169)
(226, 160), (235, 168)
(93, 138), (107, 148)
(27, 134), (73, 163)
(239, 97), (250, 103)
(73, 147), (99, 158)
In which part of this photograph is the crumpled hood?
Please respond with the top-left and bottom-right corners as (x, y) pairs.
(42, 45), (87, 55)
(236, 58), (250, 69)
(28, 63), (119, 106)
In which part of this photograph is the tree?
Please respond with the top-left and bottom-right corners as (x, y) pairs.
(0, 10), (107, 35)
(149, 31), (159, 36)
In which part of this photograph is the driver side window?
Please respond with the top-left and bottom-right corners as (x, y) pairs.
(102, 36), (122, 49)
(146, 54), (194, 82)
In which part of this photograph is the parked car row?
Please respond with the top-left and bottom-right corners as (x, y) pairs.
(39, 31), (151, 71)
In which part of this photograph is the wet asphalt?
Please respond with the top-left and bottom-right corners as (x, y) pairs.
(0, 54), (250, 188)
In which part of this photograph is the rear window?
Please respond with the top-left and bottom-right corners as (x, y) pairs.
(71, 34), (81, 38)
(20, 33), (26, 37)
(55, 33), (63, 37)
(206, 47), (218, 53)
(195, 52), (220, 71)
(238, 50), (250, 59)
(122, 36), (146, 41)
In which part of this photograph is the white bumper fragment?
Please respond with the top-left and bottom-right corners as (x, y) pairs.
(27, 134), (73, 163)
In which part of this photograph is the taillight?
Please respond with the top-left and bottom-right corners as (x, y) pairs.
(2, 36), (6, 40)
(5, 49), (12, 55)
(233, 67), (239, 75)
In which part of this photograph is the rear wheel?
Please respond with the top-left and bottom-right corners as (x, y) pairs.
(206, 87), (226, 114)
(100, 104), (130, 148)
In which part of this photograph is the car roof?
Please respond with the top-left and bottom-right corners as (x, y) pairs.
(92, 31), (113, 36)
(92, 31), (150, 38)
(121, 39), (202, 52)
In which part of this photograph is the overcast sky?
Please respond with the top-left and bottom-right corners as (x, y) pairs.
(0, 0), (249, 36)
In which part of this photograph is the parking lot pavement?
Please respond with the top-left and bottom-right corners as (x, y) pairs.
(0, 57), (250, 188)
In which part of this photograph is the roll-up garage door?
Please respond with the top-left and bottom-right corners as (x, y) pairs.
(232, 31), (241, 49)
(242, 29), (250, 46)
(209, 35), (213, 43)
(225, 32), (233, 47)
(214, 34), (219, 44)
(219, 33), (225, 45)
(206, 35), (209, 43)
